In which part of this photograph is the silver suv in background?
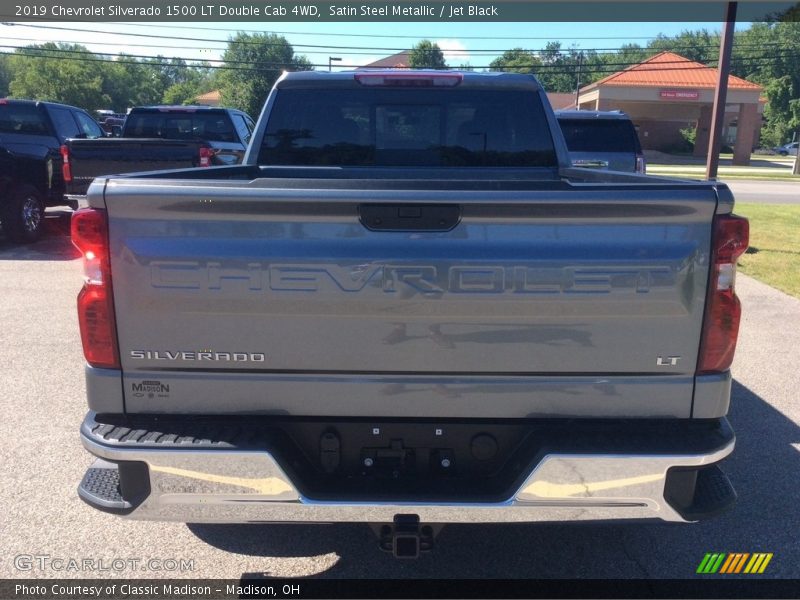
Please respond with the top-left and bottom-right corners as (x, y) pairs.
(773, 141), (798, 156)
(556, 110), (646, 173)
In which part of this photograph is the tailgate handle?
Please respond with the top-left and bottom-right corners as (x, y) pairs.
(359, 204), (460, 232)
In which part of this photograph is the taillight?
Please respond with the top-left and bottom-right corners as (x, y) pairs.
(199, 146), (214, 167)
(60, 144), (72, 183)
(635, 155), (647, 174)
(697, 214), (749, 374)
(71, 208), (119, 369)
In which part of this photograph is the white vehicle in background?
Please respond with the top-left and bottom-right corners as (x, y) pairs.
(773, 141), (798, 156)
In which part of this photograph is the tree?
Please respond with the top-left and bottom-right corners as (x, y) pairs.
(8, 44), (109, 109)
(217, 33), (311, 117)
(597, 43), (649, 76)
(101, 57), (162, 110)
(536, 42), (580, 93)
(732, 22), (800, 147)
(647, 29), (719, 63)
(162, 63), (215, 105)
(489, 48), (541, 74)
(0, 54), (10, 97)
(163, 81), (202, 105)
(8, 45), (221, 113)
(409, 40), (448, 69)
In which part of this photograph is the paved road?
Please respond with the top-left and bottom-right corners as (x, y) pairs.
(726, 180), (800, 204)
(1, 215), (798, 580)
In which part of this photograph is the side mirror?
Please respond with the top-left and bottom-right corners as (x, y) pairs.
(111, 125), (122, 137)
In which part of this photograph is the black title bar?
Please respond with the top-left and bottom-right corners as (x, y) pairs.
(1, 1), (799, 22)
(4, 578), (800, 599)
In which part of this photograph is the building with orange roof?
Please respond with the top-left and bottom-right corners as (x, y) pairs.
(575, 52), (764, 165)
(546, 92), (577, 111)
(362, 51), (412, 69)
(194, 90), (221, 107)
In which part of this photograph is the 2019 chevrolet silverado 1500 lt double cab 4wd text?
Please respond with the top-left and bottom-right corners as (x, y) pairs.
(74, 71), (747, 558)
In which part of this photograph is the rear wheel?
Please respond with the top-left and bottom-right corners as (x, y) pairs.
(1, 184), (45, 244)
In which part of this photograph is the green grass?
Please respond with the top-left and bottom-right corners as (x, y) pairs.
(734, 203), (800, 298)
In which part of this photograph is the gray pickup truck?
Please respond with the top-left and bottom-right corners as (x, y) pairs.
(73, 71), (748, 558)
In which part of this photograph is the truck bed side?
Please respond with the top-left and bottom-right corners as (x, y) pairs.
(65, 138), (207, 196)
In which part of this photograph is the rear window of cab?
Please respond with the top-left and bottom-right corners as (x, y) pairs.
(259, 88), (558, 168)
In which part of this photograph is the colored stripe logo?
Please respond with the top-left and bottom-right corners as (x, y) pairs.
(697, 553), (773, 574)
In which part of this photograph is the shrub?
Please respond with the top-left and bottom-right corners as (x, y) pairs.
(679, 125), (697, 149)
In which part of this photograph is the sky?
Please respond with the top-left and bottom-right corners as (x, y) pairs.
(0, 21), (754, 70)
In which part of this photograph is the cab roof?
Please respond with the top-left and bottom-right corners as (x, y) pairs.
(276, 70), (544, 91)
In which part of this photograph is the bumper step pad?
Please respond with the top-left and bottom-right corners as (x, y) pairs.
(78, 461), (132, 514)
(78, 459), (150, 515)
(685, 465), (737, 521)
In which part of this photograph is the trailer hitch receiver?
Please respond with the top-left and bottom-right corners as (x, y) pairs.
(377, 514), (434, 559)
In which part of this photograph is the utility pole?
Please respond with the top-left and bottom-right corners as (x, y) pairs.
(574, 52), (583, 110)
(328, 56), (342, 71)
(706, 2), (737, 180)
(794, 126), (800, 175)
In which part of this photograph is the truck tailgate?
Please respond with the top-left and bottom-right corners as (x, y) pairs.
(67, 138), (203, 195)
(100, 177), (716, 418)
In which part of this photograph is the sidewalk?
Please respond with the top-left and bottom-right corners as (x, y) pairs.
(733, 273), (800, 416)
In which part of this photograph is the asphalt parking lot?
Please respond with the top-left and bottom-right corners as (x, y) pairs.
(1, 211), (798, 580)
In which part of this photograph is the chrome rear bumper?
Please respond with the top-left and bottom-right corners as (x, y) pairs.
(80, 418), (735, 524)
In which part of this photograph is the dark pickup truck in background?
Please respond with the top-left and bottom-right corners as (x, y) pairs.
(0, 98), (104, 242)
(63, 105), (255, 198)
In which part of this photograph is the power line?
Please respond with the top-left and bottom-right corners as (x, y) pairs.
(2, 44), (294, 67)
(0, 49), (300, 72)
(5, 40), (799, 69)
(0, 35), (722, 58)
(2, 21), (793, 56)
(3, 46), (794, 75)
(105, 21), (715, 41)
(3, 16), (719, 41)
(4, 36), (799, 71)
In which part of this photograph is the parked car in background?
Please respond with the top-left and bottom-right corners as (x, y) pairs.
(773, 141), (798, 156)
(98, 116), (126, 136)
(0, 98), (104, 243)
(556, 110), (646, 173)
(62, 105), (255, 198)
(94, 109), (127, 132)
